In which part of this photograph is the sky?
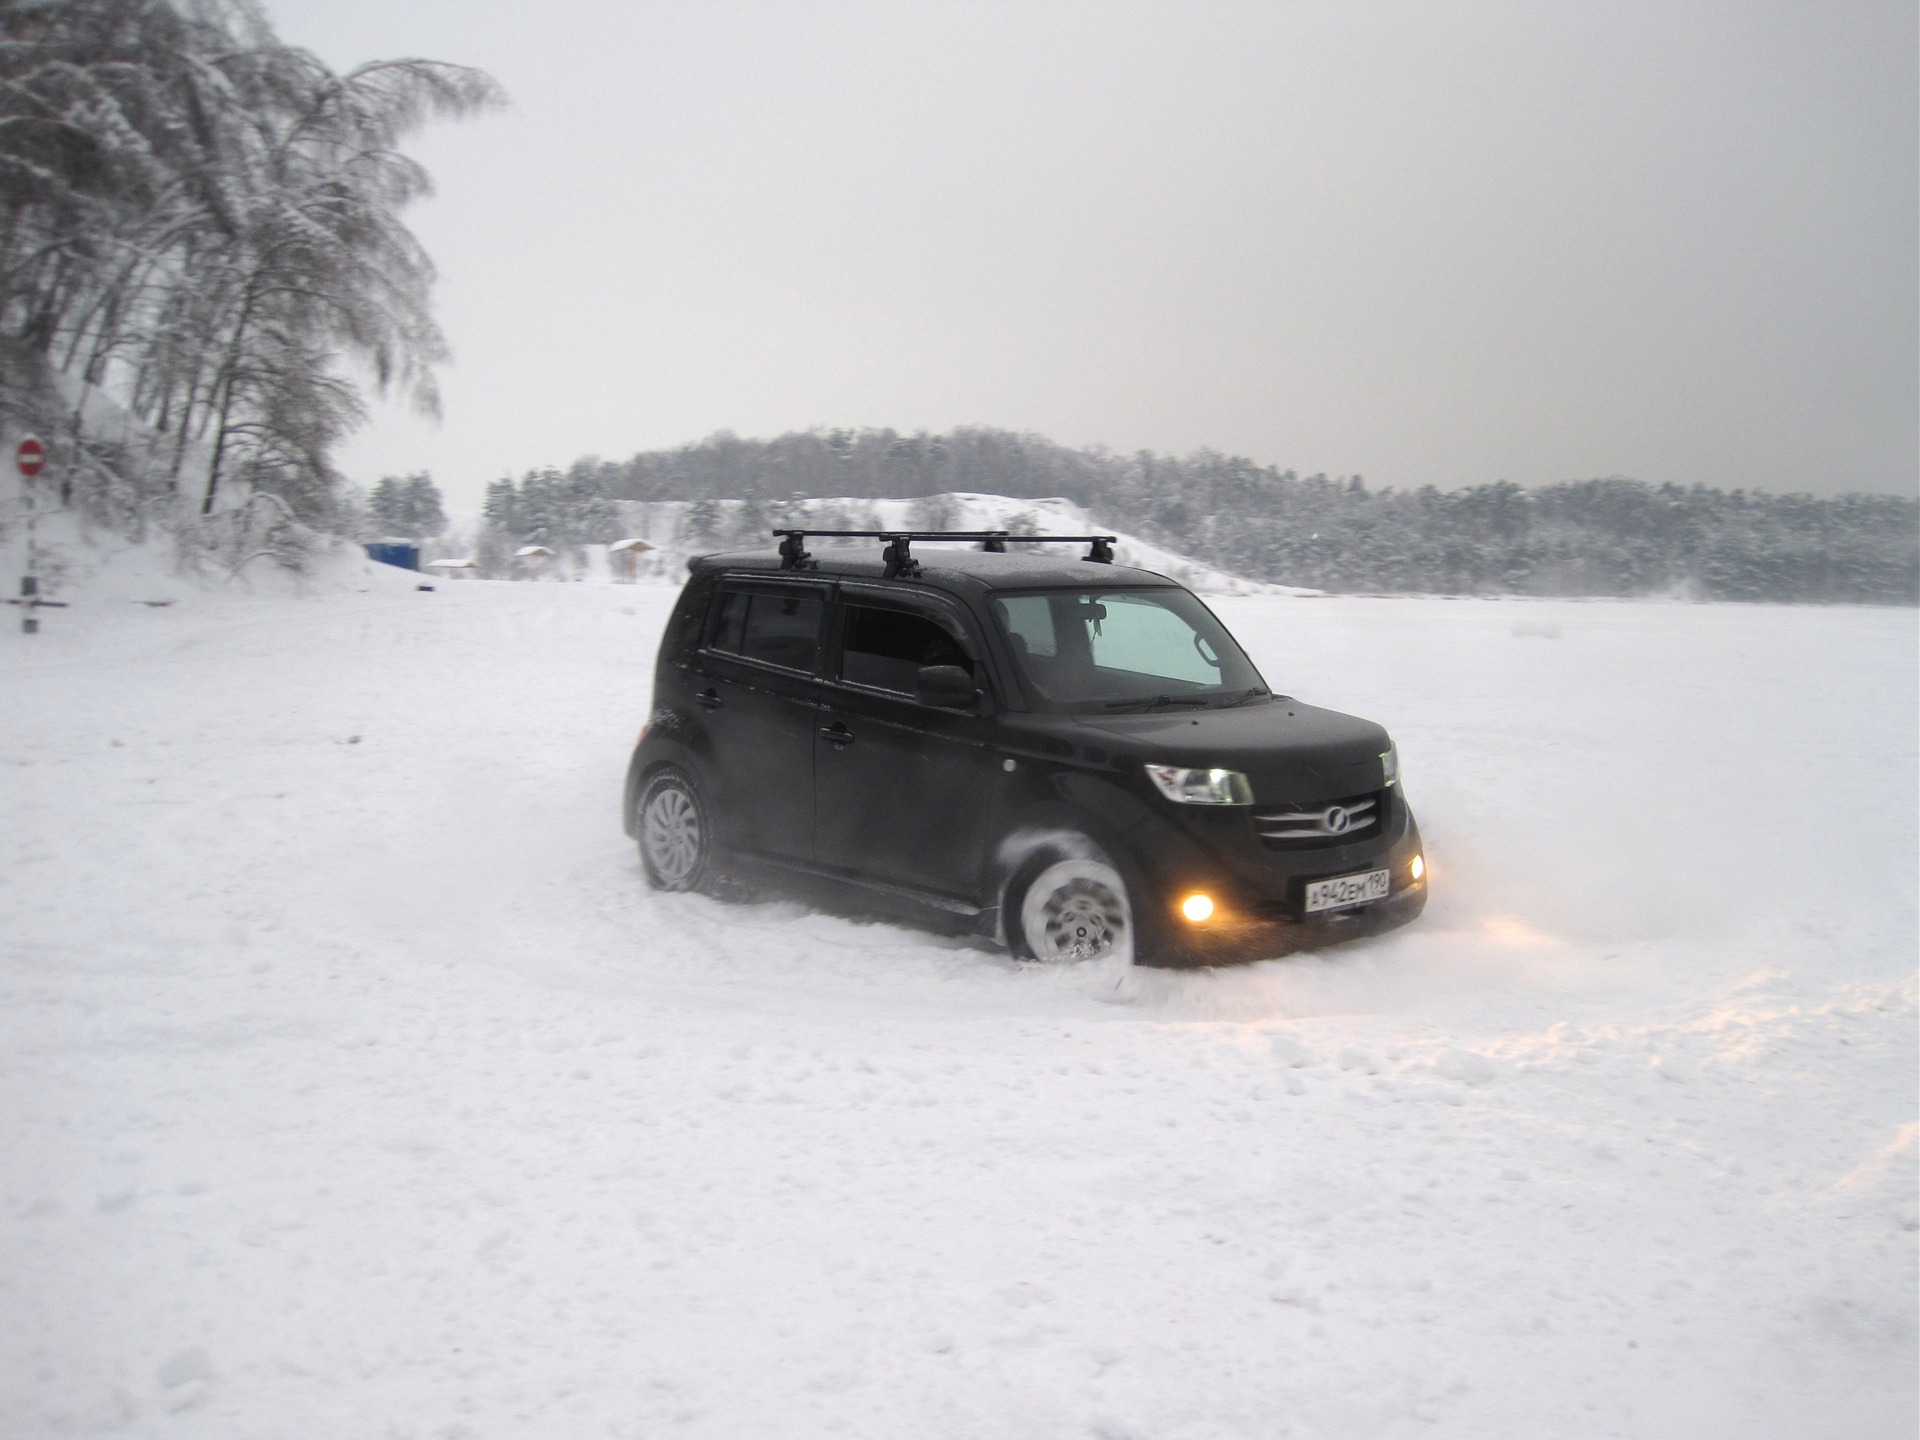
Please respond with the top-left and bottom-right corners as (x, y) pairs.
(262, 0), (1918, 508)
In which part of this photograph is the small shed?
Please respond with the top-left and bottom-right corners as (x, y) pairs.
(426, 558), (478, 579)
(608, 536), (656, 583)
(514, 544), (556, 580)
(364, 539), (421, 571)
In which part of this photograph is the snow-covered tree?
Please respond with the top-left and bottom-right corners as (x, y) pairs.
(369, 471), (447, 536)
(0, 0), (502, 545)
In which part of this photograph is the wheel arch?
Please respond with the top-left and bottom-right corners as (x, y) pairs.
(624, 732), (710, 836)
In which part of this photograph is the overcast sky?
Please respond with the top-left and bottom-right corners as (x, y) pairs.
(264, 0), (1916, 507)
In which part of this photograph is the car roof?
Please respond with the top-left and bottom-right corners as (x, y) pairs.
(688, 545), (1181, 595)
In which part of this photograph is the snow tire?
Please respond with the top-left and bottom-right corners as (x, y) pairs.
(636, 766), (710, 892)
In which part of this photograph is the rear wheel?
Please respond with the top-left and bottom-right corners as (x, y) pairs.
(636, 767), (709, 891)
(1013, 852), (1134, 964)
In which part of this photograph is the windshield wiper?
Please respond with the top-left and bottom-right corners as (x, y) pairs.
(1218, 687), (1272, 707)
(1103, 694), (1212, 712)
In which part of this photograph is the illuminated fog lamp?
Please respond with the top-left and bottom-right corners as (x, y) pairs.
(1180, 892), (1216, 923)
(1409, 854), (1425, 882)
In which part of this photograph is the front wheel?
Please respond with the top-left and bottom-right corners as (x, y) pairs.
(1013, 853), (1135, 964)
(636, 767), (710, 891)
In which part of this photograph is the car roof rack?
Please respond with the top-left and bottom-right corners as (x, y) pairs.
(772, 528), (1117, 576)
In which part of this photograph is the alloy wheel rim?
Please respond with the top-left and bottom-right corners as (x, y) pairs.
(1036, 877), (1125, 960)
(642, 787), (701, 884)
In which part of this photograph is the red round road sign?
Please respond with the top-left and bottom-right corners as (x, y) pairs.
(16, 436), (46, 478)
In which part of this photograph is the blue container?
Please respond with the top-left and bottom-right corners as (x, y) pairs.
(364, 541), (421, 571)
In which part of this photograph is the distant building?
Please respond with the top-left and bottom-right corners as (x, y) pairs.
(364, 539), (421, 571)
(513, 544), (556, 580)
(608, 537), (656, 583)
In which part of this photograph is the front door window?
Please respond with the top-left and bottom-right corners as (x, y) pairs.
(838, 603), (976, 694)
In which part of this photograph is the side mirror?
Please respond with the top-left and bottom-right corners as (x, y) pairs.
(915, 664), (978, 709)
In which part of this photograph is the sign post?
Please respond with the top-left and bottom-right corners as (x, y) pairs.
(10, 435), (64, 633)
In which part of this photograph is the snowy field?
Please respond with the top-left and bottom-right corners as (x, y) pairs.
(1, 565), (1914, 1439)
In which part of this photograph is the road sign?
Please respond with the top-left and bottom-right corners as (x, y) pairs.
(16, 435), (46, 478)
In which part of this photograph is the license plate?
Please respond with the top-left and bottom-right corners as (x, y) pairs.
(1304, 868), (1390, 913)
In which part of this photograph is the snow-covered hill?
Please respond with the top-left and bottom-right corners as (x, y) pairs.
(584, 492), (1310, 595)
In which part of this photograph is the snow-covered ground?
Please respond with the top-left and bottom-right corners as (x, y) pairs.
(0, 568), (1913, 1439)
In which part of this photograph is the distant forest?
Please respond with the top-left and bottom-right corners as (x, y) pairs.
(481, 427), (1919, 603)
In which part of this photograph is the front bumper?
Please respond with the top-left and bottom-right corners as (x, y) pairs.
(1147, 875), (1427, 966)
(1130, 791), (1429, 966)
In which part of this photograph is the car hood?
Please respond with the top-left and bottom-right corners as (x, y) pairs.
(1079, 698), (1390, 804)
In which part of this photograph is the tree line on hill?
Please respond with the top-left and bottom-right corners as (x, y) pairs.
(477, 427), (1919, 603)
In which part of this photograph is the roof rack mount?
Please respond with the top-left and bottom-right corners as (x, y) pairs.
(771, 528), (1117, 575)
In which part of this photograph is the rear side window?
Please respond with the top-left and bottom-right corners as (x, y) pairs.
(840, 604), (975, 695)
(709, 587), (824, 673)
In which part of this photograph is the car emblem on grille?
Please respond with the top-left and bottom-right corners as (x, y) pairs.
(1322, 805), (1350, 834)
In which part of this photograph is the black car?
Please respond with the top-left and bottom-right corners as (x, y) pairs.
(623, 530), (1426, 966)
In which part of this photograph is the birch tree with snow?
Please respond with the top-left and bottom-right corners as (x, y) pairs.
(0, 0), (500, 558)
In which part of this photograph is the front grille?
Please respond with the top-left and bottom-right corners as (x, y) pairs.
(1254, 791), (1381, 846)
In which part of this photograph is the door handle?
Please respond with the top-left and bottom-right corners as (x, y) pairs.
(819, 724), (854, 746)
(695, 689), (723, 709)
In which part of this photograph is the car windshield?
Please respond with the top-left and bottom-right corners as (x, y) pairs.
(990, 587), (1268, 710)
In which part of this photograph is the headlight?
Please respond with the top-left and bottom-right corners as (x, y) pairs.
(1144, 764), (1253, 805)
(1380, 744), (1399, 788)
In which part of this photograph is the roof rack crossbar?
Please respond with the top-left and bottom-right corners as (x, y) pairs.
(770, 528), (1118, 570)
